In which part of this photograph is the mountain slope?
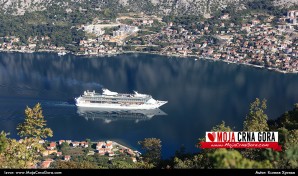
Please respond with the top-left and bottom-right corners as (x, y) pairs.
(0, 0), (297, 16)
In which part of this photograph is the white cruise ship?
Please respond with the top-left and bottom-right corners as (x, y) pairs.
(75, 89), (167, 110)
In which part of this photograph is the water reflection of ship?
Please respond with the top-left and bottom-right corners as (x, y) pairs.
(77, 107), (167, 123)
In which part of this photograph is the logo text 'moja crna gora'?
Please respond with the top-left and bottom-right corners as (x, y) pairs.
(205, 132), (278, 142)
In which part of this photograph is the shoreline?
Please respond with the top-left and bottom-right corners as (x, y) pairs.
(199, 56), (298, 74)
(0, 49), (297, 74)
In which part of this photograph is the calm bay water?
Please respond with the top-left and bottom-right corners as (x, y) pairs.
(0, 52), (297, 158)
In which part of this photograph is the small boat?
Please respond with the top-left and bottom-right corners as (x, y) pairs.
(58, 52), (67, 56)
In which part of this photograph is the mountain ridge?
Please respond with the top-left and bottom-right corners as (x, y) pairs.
(1, 0), (297, 16)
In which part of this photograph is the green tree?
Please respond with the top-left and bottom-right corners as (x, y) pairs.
(0, 131), (8, 153)
(52, 160), (98, 169)
(138, 138), (162, 166)
(243, 98), (269, 131)
(211, 121), (233, 132)
(263, 129), (298, 169)
(135, 161), (155, 169)
(59, 142), (70, 155)
(208, 149), (272, 168)
(285, 145), (298, 169)
(197, 121), (233, 145)
(264, 104), (298, 169)
(172, 154), (204, 169)
(196, 121), (233, 168)
(242, 99), (269, 160)
(0, 131), (9, 166)
(0, 138), (28, 168)
(16, 103), (53, 168)
(268, 103), (298, 131)
(17, 103), (53, 139)
(1, 104), (53, 168)
(197, 121), (233, 150)
(110, 160), (138, 169)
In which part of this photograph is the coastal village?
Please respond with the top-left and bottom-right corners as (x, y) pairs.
(31, 139), (141, 169)
(0, 11), (298, 73)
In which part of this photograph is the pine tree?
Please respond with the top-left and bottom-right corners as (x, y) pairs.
(208, 149), (272, 168)
(243, 98), (269, 131)
(17, 103), (53, 139)
(242, 99), (269, 160)
(15, 103), (53, 168)
(196, 121), (233, 168)
(0, 131), (8, 153)
(138, 138), (162, 166)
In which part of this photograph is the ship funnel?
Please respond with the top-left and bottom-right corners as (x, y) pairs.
(102, 88), (118, 96)
(134, 91), (147, 97)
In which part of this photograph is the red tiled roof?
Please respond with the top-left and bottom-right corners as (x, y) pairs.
(97, 142), (104, 146)
(49, 142), (56, 147)
(80, 141), (88, 145)
(71, 142), (80, 146)
(64, 155), (71, 160)
(41, 161), (52, 168)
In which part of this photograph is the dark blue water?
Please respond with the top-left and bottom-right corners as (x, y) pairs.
(0, 52), (297, 158)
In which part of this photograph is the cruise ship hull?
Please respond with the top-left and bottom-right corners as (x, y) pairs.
(75, 101), (167, 110)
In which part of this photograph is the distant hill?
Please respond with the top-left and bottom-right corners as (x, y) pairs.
(0, 0), (297, 16)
